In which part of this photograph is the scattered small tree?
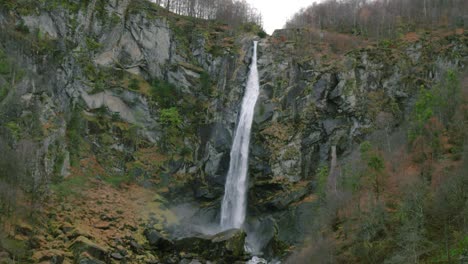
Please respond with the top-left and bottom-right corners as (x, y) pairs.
(360, 141), (386, 201)
(159, 107), (182, 152)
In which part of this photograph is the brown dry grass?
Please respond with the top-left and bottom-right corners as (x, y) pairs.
(38, 181), (177, 252)
(403, 32), (420, 42)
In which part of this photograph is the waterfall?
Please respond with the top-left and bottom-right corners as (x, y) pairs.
(220, 41), (260, 230)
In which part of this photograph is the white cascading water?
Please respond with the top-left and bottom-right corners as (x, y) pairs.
(220, 41), (260, 230)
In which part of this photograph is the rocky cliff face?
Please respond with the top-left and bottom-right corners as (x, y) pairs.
(246, 30), (466, 247)
(0, 0), (255, 195)
(0, 0), (466, 263)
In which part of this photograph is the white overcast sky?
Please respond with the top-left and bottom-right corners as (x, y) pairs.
(246, 0), (317, 34)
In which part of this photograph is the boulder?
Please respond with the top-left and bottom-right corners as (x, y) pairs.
(263, 184), (311, 211)
(0, 251), (11, 262)
(244, 217), (276, 255)
(15, 222), (33, 236)
(69, 236), (108, 262)
(254, 101), (275, 124)
(60, 223), (74, 234)
(129, 239), (144, 253)
(76, 256), (106, 264)
(193, 184), (218, 200)
(276, 201), (318, 245)
(460, 253), (468, 264)
(110, 252), (124, 260)
(32, 250), (67, 264)
(174, 229), (246, 261)
(66, 226), (93, 240)
(144, 228), (174, 250)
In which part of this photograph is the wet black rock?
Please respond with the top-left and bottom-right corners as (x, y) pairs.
(144, 228), (174, 250)
(173, 229), (246, 261)
(129, 239), (144, 253)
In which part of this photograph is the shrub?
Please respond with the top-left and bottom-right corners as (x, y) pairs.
(129, 78), (140, 91)
(85, 37), (102, 51)
(67, 108), (85, 167)
(160, 107), (182, 127)
(15, 20), (30, 34)
(409, 86), (435, 141)
(150, 78), (178, 108)
(257, 29), (267, 38)
(0, 49), (11, 75)
(0, 85), (8, 102)
(316, 165), (329, 200)
(360, 141), (386, 200)
(200, 71), (212, 95)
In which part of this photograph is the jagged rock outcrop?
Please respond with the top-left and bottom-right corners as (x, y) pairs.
(243, 29), (467, 245)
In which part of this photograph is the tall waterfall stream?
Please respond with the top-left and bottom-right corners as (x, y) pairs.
(220, 41), (260, 230)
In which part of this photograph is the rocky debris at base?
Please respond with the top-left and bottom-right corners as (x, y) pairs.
(31, 249), (68, 263)
(172, 229), (247, 261)
(69, 236), (109, 263)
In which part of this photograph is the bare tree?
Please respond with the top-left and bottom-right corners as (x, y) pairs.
(151, 0), (263, 27)
(285, 0), (467, 39)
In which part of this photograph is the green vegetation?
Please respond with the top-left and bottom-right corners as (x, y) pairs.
(298, 69), (467, 263)
(85, 37), (102, 52)
(110, 12), (121, 26)
(15, 20), (30, 34)
(160, 107), (182, 127)
(409, 70), (462, 163)
(129, 78), (140, 91)
(52, 150), (66, 183)
(409, 86), (435, 141)
(0, 235), (29, 261)
(199, 71), (212, 95)
(159, 107), (183, 152)
(240, 22), (267, 38)
(360, 141), (386, 200)
(5, 121), (21, 140)
(66, 108), (85, 167)
(0, 49), (11, 75)
(257, 29), (267, 38)
(150, 78), (178, 108)
(0, 49), (13, 102)
(51, 174), (90, 198)
(0, 85), (8, 102)
(315, 165), (329, 200)
(0, 0), (89, 15)
(103, 174), (132, 188)
(433, 69), (461, 126)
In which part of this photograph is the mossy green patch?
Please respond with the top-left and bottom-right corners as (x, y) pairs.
(150, 78), (179, 108)
(67, 108), (86, 167)
(102, 174), (132, 188)
(85, 37), (102, 52)
(0, 49), (11, 75)
(0, 85), (9, 102)
(140, 193), (178, 229)
(5, 121), (21, 140)
(0, 235), (29, 261)
(51, 175), (89, 198)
